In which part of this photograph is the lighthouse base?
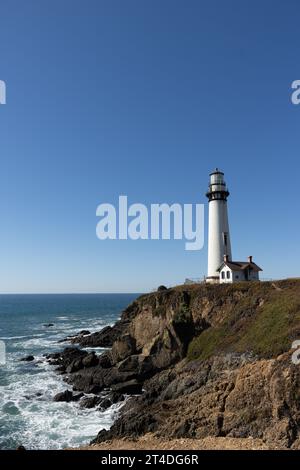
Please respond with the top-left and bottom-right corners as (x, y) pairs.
(205, 276), (219, 284)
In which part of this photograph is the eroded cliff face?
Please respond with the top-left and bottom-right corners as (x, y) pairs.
(94, 351), (300, 448)
(50, 279), (300, 448)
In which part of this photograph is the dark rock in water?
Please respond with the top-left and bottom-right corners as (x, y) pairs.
(79, 396), (102, 409)
(44, 323), (54, 327)
(48, 359), (60, 366)
(59, 330), (91, 344)
(46, 352), (61, 360)
(73, 392), (84, 401)
(111, 379), (142, 395)
(64, 352), (99, 373)
(109, 391), (125, 404)
(24, 392), (43, 400)
(71, 326), (118, 348)
(60, 347), (88, 362)
(49, 347), (88, 373)
(20, 355), (34, 362)
(53, 390), (83, 403)
(16, 445), (26, 451)
(98, 391), (125, 409)
(58, 337), (71, 343)
(53, 390), (74, 402)
(99, 397), (112, 410)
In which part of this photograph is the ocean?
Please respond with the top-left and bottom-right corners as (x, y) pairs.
(0, 293), (138, 450)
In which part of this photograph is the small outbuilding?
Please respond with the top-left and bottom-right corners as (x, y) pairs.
(217, 255), (262, 284)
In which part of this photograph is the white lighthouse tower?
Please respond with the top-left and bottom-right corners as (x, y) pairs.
(206, 168), (232, 283)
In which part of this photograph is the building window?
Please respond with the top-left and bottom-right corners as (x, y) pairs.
(221, 271), (225, 279)
(226, 271), (230, 279)
(235, 275), (239, 279)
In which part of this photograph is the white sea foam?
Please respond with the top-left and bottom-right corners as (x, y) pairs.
(0, 350), (122, 449)
(0, 335), (33, 340)
(0, 294), (137, 449)
(83, 347), (108, 352)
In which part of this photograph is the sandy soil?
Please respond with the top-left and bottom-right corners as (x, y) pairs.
(77, 434), (282, 450)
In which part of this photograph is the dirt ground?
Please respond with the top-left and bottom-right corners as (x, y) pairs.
(76, 434), (282, 450)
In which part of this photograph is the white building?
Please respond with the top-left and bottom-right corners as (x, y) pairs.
(206, 169), (262, 284)
(206, 168), (232, 283)
(218, 255), (262, 284)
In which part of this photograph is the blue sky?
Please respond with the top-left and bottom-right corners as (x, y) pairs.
(0, 0), (299, 293)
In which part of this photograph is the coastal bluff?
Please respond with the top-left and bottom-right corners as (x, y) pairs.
(48, 279), (300, 449)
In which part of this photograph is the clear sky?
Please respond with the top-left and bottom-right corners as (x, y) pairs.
(0, 0), (299, 293)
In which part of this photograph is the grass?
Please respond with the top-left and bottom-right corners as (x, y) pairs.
(187, 280), (300, 361)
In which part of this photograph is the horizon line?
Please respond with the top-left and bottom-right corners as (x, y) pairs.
(0, 291), (146, 295)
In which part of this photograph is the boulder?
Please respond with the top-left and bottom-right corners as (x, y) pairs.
(79, 396), (102, 409)
(53, 390), (83, 402)
(53, 390), (74, 402)
(111, 379), (143, 395)
(70, 325), (120, 348)
(99, 397), (112, 410)
(109, 391), (125, 404)
(82, 352), (99, 368)
(45, 352), (60, 360)
(98, 352), (112, 369)
(20, 355), (34, 362)
(66, 358), (84, 373)
(73, 392), (84, 401)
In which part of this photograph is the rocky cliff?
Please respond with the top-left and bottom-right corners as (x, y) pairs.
(49, 279), (300, 448)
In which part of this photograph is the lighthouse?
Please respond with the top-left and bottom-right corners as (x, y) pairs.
(206, 168), (232, 282)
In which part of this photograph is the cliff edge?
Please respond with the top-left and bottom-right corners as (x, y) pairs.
(49, 279), (300, 449)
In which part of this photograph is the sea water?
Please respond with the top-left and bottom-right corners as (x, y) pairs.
(0, 293), (137, 449)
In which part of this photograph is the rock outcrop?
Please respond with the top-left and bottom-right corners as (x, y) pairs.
(49, 279), (300, 448)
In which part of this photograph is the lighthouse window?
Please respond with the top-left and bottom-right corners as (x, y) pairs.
(211, 174), (223, 185)
(223, 232), (228, 246)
